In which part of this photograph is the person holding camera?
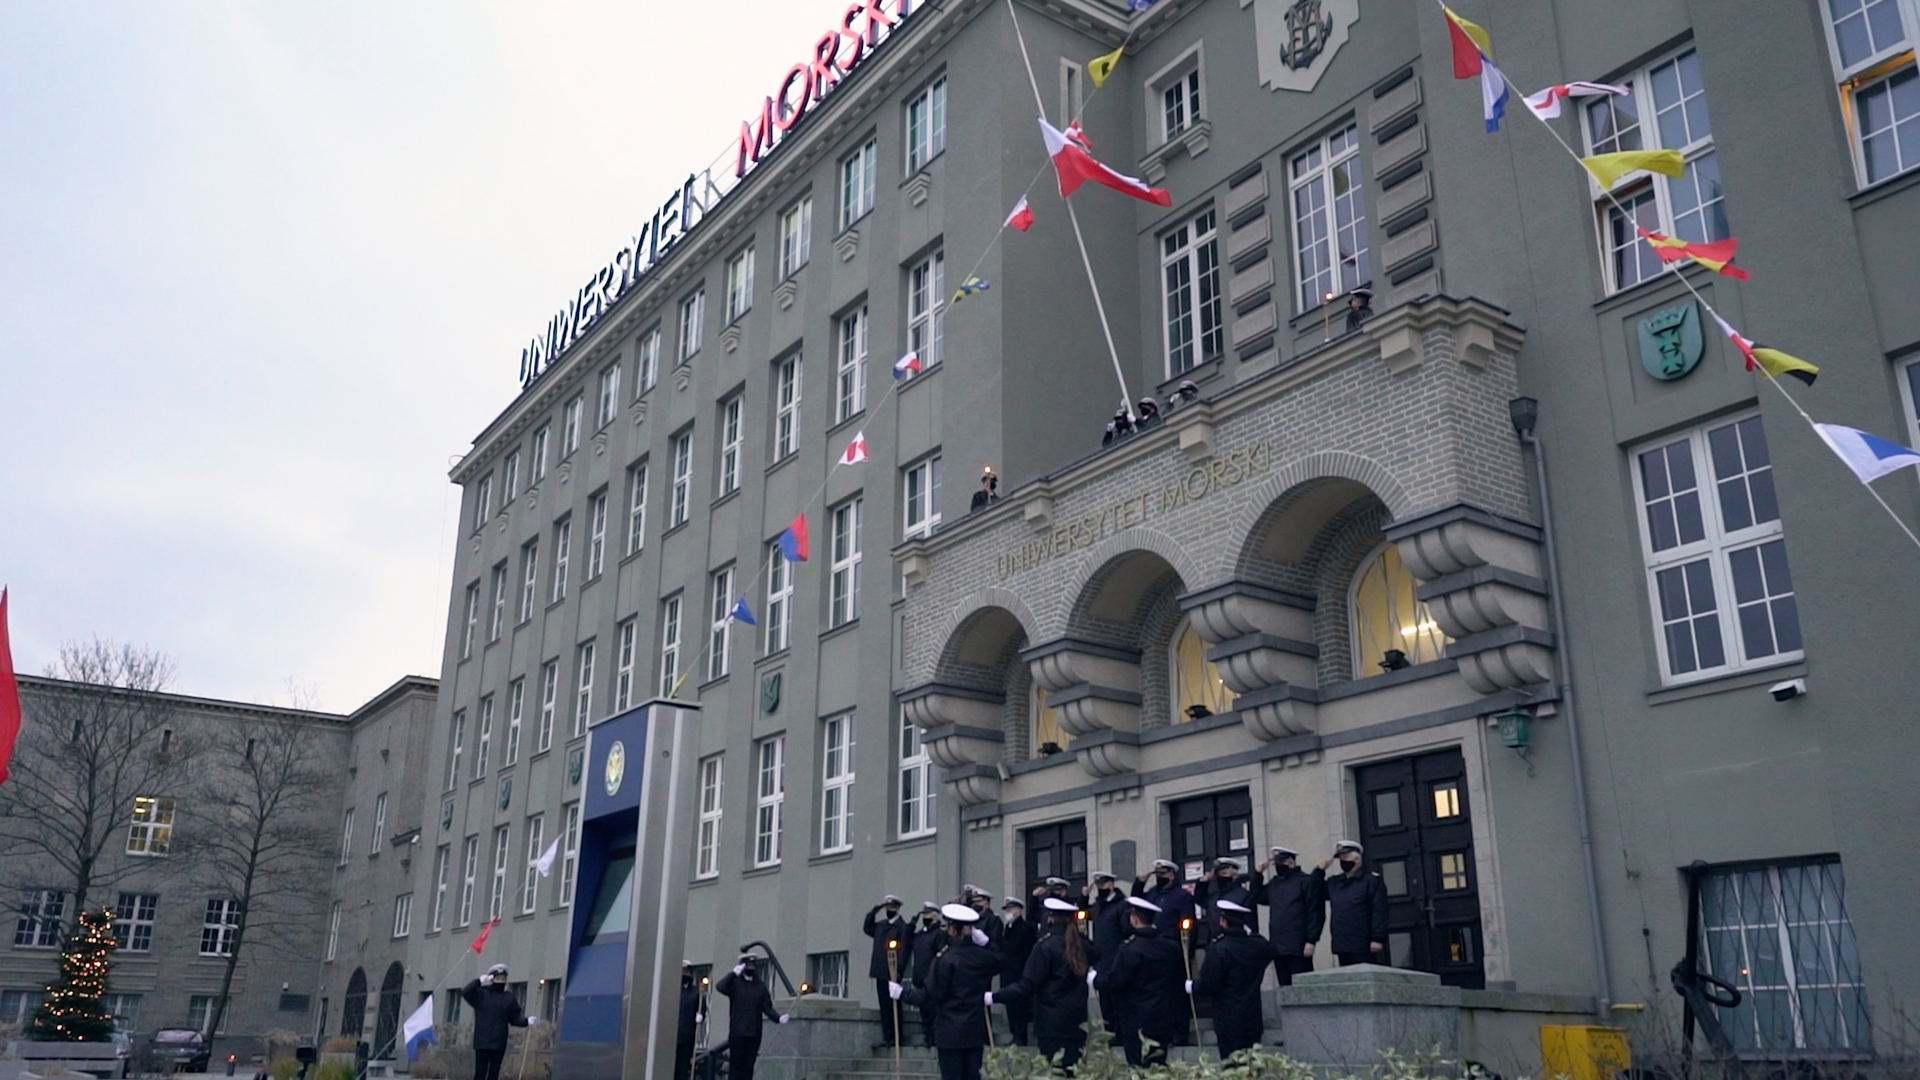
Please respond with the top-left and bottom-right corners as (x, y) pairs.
(715, 954), (790, 1080)
(461, 964), (534, 1080)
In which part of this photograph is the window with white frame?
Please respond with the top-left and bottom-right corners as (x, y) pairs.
(0, 993), (41, 1027)
(720, 396), (743, 496)
(111, 893), (157, 952)
(474, 696), (493, 780)
(1155, 54), (1204, 143)
(753, 736), (785, 867)
(671, 432), (693, 527)
(446, 711), (465, 791)
(564, 396), (583, 456)
(680, 290), (705, 361)
(775, 356), (802, 459)
(599, 363), (621, 428)
(574, 640), (595, 737)
(1701, 859), (1870, 1052)
(186, 996), (226, 1036)
(104, 992), (139, 1034)
(474, 474), (493, 531)
(371, 791), (388, 849)
(14, 890), (63, 948)
(1632, 413), (1803, 683)
(1061, 59), (1085, 123)
(727, 246), (755, 322)
(907, 78), (947, 172)
(627, 462), (649, 555)
(1901, 356), (1920, 449)
(819, 714), (855, 854)
(588, 492), (608, 578)
(324, 902), (341, 959)
(458, 836), (479, 925)
(696, 756), (723, 879)
(908, 253), (945, 370)
(898, 714), (935, 838)
(461, 583), (479, 660)
(519, 540), (539, 622)
(200, 899), (240, 956)
(560, 802), (581, 906)
(1162, 209), (1222, 377)
(837, 310), (868, 423)
(660, 596), (683, 696)
(709, 567), (735, 681)
(506, 678), (524, 766)
(339, 807), (356, 862)
(841, 139), (878, 230)
(520, 815), (545, 914)
(765, 543), (792, 655)
(502, 449), (520, 504)
(489, 826), (511, 919)
(904, 456), (942, 539)
(1819, 0), (1920, 185)
(615, 619), (637, 711)
(392, 893), (413, 938)
(780, 196), (813, 279)
(489, 563), (508, 642)
(539, 661), (559, 753)
(830, 498), (863, 626)
(533, 424), (551, 482)
(1290, 125), (1369, 310)
(1584, 49), (1726, 292)
(638, 327), (661, 393)
(551, 519), (571, 602)
(127, 795), (175, 856)
(430, 845), (450, 932)
(807, 952), (850, 998)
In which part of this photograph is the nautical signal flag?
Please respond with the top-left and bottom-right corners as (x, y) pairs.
(535, 837), (562, 878)
(1039, 117), (1172, 206)
(1580, 148), (1685, 187)
(469, 916), (500, 953)
(1088, 43), (1126, 87)
(0, 589), (18, 788)
(730, 597), (757, 626)
(1710, 311), (1821, 385)
(1637, 228), (1751, 280)
(952, 277), (991, 303)
(1523, 81), (1631, 120)
(1814, 423), (1920, 484)
(895, 351), (924, 380)
(1478, 56), (1511, 132)
(779, 514), (809, 562)
(1005, 196), (1034, 232)
(403, 999), (437, 1060)
(1440, 3), (1492, 79)
(839, 431), (870, 465)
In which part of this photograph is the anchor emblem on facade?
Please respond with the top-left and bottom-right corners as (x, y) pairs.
(1281, 0), (1335, 70)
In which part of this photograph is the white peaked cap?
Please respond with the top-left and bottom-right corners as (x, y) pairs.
(1216, 899), (1252, 914)
(942, 903), (981, 923)
(1152, 859), (1178, 871)
(1335, 839), (1364, 854)
(1270, 846), (1298, 858)
(1043, 898), (1078, 913)
(884, 895), (903, 904)
(1126, 896), (1162, 914)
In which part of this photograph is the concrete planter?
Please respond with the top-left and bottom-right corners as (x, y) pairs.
(3, 1041), (124, 1079)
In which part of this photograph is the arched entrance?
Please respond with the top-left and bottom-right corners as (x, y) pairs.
(373, 961), (405, 1057)
(341, 967), (367, 1038)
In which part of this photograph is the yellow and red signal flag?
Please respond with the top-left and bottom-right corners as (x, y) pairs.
(1636, 228), (1751, 280)
(1710, 311), (1821, 386)
(1440, 3), (1492, 79)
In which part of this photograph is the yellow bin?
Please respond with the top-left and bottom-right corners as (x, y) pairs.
(1540, 1025), (1631, 1080)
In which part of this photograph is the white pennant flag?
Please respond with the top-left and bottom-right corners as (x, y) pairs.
(535, 837), (562, 878)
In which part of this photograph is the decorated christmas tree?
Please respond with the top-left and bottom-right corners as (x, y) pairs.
(26, 907), (118, 1042)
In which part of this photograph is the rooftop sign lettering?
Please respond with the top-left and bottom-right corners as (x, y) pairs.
(518, 0), (917, 388)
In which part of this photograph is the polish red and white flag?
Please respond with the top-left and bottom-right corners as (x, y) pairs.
(1038, 118), (1171, 207)
(1005, 196), (1034, 232)
(839, 432), (869, 465)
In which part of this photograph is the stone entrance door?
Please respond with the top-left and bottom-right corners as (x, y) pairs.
(1022, 818), (1087, 899)
(1355, 749), (1485, 988)
(1168, 788), (1253, 885)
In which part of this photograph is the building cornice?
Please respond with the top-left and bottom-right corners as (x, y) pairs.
(16, 674), (353, 727)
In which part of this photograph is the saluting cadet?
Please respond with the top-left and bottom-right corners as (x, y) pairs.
(1313, 841), (1389, 966)
(1249, 846), (1325, 985)
(963, 886), (1004, 946)
(891, 903), (1003, 1080)
(1191, 858), (1250, 949)
(1190, 899), (1278, 1061)
(910, 902), (947, 1048)
(864, 895), (911, 1050)
(1131, 859), (1197, 933)
(1083, 871), (1129, 1032)
(714, 955), (790, 1080)
(991, 898), (1102, 1072)
(1090, 896), (1189, 1066)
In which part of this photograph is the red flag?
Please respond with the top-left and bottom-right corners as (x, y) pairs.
(0, 589), (18, 787)
(1636, 227), (1751, 280)
(1038, 119), (1171, 207)
(838, 432), (869, 465)
(1005, 196), (1033, 232)
(778, 514), (809, 562)
(1441, 4), (1491, 79)
(469, 916), (499, 953)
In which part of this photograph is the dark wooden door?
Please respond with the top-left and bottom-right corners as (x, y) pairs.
(1355, 748), (1485, 988)
(1168, 789), (1253, 885)
(1023, 819), (1088, 899)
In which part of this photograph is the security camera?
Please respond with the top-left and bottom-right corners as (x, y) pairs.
(1769, 678), (1807, 702)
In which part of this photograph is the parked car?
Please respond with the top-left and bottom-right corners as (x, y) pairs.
(140, 1028), (211, 1073)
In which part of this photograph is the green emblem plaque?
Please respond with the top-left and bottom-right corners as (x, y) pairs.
(1637, 300), (1704, 381)
(762, 672), (782, 714)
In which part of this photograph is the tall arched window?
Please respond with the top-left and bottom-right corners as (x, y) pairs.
(1350, 541), (1450, 676)
(1031, 684), (1066, 757)
(1171, 617), (1233, 722)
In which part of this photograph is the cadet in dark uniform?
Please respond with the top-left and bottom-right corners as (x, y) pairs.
(461, 964), (533, 1080)
(1091, 897), (1189, 1066)
(1191, 858), (1250, 948)
(676, 963), (703, 1080)
(1250, 846), (1325, 985)
(1131, 860), (1197, 933)
(962, 886), (1003, 946)
(864, 894), (911, 1050)
(715, 954), (789, 1080)
(991, 898), (1101, 1071)
(891, 903), (1003, 1080)
(1313, 841), (1388, 966)
(1082, 871), (1128, 1032)
(1191, 899), (1278, 1061)
(910, 902), (946, 1047)
(997, 898), (1038, 1045)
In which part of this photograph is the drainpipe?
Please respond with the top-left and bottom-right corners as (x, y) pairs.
(1510, 397), (1613, 1020)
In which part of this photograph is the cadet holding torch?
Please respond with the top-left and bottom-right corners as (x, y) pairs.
(864, 895), (911, 1050)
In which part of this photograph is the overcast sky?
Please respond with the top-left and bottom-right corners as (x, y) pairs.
(1, 1), (849, 712)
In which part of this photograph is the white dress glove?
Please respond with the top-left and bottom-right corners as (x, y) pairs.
(888, 982), (905, 1000)
(1184, 980), (1194, 994)
(1085, 969), (1098, 988)
(970, 928), (989, 946)
(779, 1014), (791, 1024)
(695, 1014), (705, 1024)
(732, 964), (746, 976)
(983, 991), (994, 1005)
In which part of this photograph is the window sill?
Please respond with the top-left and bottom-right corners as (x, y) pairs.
(689, 875), (722, 889)
(1318, 657), (1459, 699)
(698, 673), (731, 692)
(827, 410), (866, 439)
(664, 521), (691, 538)
(713, 488), (743, 511)
(620, 546), (646, 567)
(1592, 262), (1715, 314)
(899, 152), (944, 187)
(743, 863), (783, 879)
(757, 648), (791, 667)
(1006, 752), (1076, 776)
(766, 454), (798, 479)
(810, 849), (856, 866)
(546, 597), (567, 613)
(1848, 160), (1920, 208)
(1646, 657), (1806, 706)
(820, 619), (861, 643)
(1160, 356), (1223, 395)
(1139, 709), (1245, 744)
(886, 832), (938, 851)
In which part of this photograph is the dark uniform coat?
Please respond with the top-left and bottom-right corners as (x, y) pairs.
(910, 918), (946, 986)
(995, 930), (1102, 1041)
(678, 978), (702, 1049)
(1248, 866), (1326, 955)
(864, 906), (912, 980)
(901, 934), (1003, 1050)
(713, 970), (781, 1038)
(1190, 874), (1252, 947)
(1131, 878), (1197, 934)
(1087, 889), (1130, 961)
(1315, 867), (1389, 956)
(460, 980), (529, 1051)
(997, 915), (1038, 979)
(1193, 929), (1279, 1050)
(1093, 926), (1189, 1049)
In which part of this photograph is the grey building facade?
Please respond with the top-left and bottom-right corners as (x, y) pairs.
(415, 0), (1920, 1066)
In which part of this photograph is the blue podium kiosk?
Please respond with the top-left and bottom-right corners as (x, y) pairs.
(554, 699), (700, 1080)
